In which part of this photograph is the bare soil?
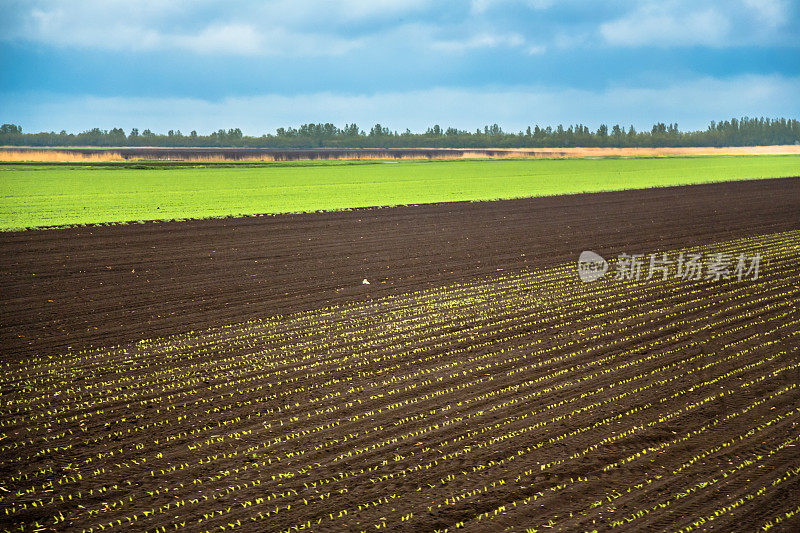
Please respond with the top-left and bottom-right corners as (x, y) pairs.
(1, 177), (798, 361)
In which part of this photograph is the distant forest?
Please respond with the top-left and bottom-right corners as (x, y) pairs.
(1, 118), (798, 149)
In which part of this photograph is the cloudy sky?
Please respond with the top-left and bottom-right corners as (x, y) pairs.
(1, 0), (798, 134)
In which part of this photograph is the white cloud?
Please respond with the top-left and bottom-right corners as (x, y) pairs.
(3, 0), (527, 57)
(4, 0), (794, 57)
(168, 25), (362, 56)
(1, 0), (422, 56)
(600, 4), (731, 47)
(7, 2), (365, 56)
(742, 0), (789, 27)
(5, 75), (797, 134)
(336, 0), (432, 19)
(170, 24), (263, 55)
(599, 0), (795, 48)
(431, 32), (526, 52)
(471, 0), (554, 15)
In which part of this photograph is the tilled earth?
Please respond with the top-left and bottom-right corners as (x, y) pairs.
(1, 177), (800, 532)
(2, 177), (799, 361)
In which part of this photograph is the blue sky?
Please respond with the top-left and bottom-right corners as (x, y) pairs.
(1, 0), (798, 134)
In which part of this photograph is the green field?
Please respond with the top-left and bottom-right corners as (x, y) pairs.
(1, 156), (798, 230)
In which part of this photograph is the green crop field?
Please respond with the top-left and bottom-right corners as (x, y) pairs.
(1, 155), (798, 230)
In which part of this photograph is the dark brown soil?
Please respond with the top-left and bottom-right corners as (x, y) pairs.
(1, 177), (799, 532)
(1, 177), (798, 361)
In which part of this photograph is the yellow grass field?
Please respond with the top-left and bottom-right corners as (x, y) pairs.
(1, 145), (800, 163)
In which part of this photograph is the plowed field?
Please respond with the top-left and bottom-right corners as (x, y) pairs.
(1, 177), (799, 532)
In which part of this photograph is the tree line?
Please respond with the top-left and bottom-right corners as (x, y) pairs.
(1, 118), (798, 149)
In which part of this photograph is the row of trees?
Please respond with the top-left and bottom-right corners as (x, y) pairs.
(1, 118), (798, 148)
